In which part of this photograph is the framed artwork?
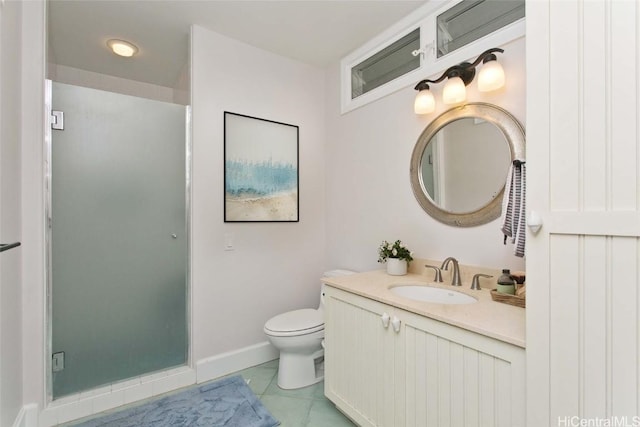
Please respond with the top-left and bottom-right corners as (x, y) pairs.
(224, 112), (299, 222)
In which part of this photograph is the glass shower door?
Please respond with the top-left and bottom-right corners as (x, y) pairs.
(49, 82), (188, 398)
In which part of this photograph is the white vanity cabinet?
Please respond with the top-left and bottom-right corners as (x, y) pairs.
(323, 285), (399, 427)
(324, 285), (525, 427)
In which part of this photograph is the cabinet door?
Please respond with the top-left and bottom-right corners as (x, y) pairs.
(400, 309), (525, 427)
(324, 286), (397, 427)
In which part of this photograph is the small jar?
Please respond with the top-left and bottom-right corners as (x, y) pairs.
(496, 269), (516, 295)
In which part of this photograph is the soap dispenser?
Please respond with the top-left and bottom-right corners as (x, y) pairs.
(496, 269), (516, 295)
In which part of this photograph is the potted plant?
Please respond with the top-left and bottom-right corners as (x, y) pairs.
(378, 240), (413, 276)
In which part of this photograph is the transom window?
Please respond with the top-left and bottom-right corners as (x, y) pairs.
(351, 28), (421, 99)
(437, 0), (525, 57)
(341, 0), (525, 114)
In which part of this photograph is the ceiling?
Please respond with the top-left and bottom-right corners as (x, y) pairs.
(47, 0), (427, 89)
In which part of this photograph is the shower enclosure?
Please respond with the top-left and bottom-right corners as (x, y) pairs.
(47, 81), (189, 398)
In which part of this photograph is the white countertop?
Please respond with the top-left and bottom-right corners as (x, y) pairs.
(322, 269), (525, 348)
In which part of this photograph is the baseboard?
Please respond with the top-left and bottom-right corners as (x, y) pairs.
(12, 404), (38, 427)
(196, 341), (279, 384)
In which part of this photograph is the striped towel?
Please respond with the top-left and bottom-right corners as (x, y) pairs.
(500, 160), (526, 257)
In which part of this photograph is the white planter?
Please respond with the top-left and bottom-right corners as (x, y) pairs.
(386, 258), (407, 276)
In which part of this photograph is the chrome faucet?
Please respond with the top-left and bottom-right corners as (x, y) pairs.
(441, 257), (462, 286)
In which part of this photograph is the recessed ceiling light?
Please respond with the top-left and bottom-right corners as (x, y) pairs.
(107, 39), (138, 57)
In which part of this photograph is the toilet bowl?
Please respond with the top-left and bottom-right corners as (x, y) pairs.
(264, 269), (355, 389)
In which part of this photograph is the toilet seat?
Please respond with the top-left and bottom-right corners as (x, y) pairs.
(264, 308), (324, 337)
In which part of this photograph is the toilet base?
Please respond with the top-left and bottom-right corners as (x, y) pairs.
(277, 349), (324, 390)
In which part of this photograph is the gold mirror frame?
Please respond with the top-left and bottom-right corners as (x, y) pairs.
(410, 103), (525, 227)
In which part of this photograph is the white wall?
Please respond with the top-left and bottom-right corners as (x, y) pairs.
(0, 1), (24, 425)
(191, 26), (327, 361)
(325, 37), (527, 273)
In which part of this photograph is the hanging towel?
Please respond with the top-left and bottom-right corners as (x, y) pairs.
(500, 164), (515, 239)
(500, 159), (526, 257)
(514, 163), (526, 257)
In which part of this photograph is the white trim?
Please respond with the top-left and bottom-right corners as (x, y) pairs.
(340, 0), (526, 114)
(44, 78), (53, 408)
(11, 404), (37, 427)
(196, 341), (279, 384)
(544, 211), (640, 237)
(37, 366), (196, 427)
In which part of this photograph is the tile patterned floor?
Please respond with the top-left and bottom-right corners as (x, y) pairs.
(232, 359), (356, 427)
(62, 360), (356, 426)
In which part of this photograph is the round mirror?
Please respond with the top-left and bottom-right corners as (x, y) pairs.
(410, 103), (525, 227)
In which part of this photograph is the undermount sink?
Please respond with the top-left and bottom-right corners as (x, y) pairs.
(390, 284), (477, 304)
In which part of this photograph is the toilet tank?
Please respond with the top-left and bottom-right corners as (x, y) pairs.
(319, 269), (356, 310)
(323, 269), (357, 278)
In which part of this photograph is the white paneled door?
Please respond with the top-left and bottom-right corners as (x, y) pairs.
(527, 1), (640, 425)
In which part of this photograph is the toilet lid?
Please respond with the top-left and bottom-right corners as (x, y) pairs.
(264, 308), (324, 335)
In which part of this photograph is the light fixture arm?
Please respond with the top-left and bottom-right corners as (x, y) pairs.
(467, 47), (504, 68)
(413, 48), (504, 91)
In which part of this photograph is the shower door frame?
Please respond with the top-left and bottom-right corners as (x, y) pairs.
(43, 79), (193, 403)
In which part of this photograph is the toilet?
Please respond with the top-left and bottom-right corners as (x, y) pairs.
(264, 269), (355, 389)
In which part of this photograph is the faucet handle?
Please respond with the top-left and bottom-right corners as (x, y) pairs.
(425, 265), (443, 282)
(471, 273), (493, 290)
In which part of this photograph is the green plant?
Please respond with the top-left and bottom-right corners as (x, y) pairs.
(377, 240), (413, 263)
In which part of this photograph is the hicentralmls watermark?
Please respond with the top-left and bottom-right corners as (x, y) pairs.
(558, 416), (640, 427)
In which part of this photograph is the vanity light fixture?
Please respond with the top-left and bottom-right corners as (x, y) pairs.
(477, 52), (505, 92)
(413, 48), (505, 114)
(107, 39), (138, 57)
(413, 83), (436, 114)
(442, 73), (467, 104)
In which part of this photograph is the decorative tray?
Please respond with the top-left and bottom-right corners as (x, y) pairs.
(490, 289), (526, 308)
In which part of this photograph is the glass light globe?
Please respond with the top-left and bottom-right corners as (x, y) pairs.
(414, 89), (435, 114)
(478, 60), (505, 92)
(442, 76), (466, 104)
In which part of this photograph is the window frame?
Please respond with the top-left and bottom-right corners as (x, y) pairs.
(341, 24), (425, 113)
(340, 0), (525, 114)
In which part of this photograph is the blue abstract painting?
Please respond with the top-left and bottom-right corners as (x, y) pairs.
(224, 112), (299, 221)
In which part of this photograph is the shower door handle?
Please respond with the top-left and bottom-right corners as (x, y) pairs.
(0, 242), (21, 253)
